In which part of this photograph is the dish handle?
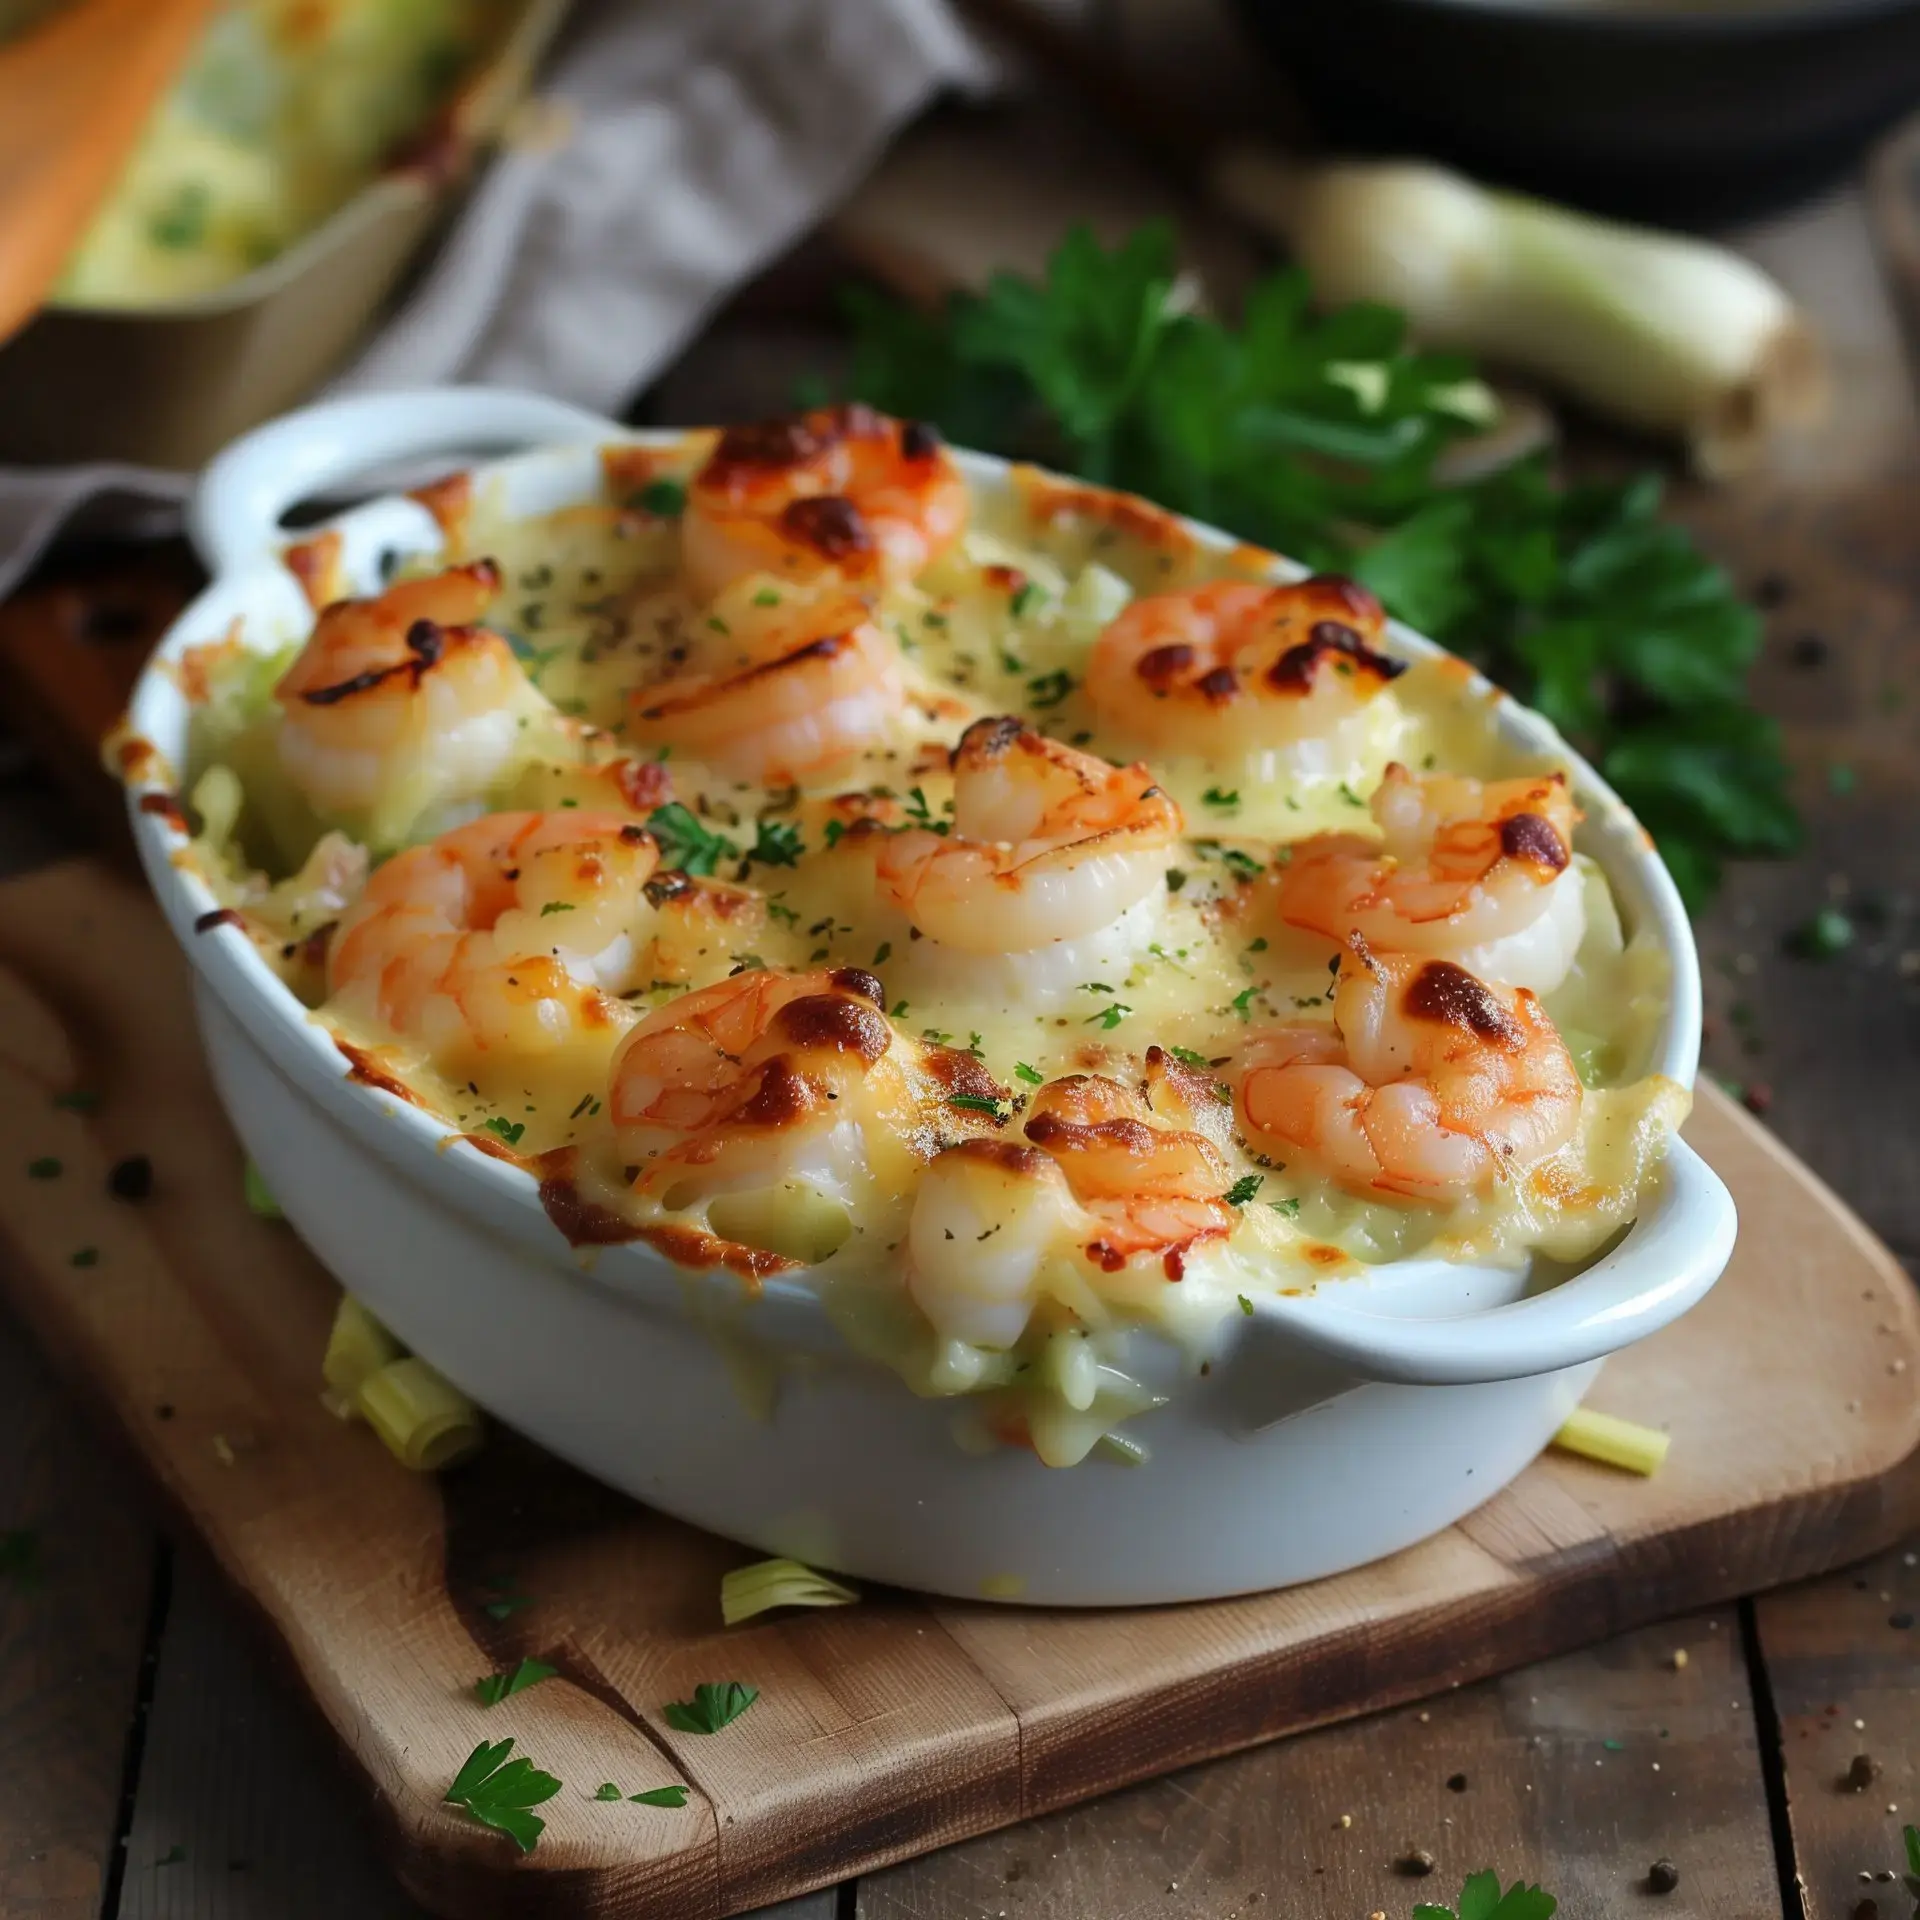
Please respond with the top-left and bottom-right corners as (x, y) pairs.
(1240, 1137), (1737, 1387)
(188, 386), (619, 576)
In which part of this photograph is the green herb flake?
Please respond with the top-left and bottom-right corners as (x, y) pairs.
(1167, 1045), (1211, 1068)
(592, 1782), (624, 1801)
(1014, 1062), (1045, 1085)
(663, 1680), (759, 1735)
(1165, 868), (1187, 893)
(635, 478), (688, 518)
(1011, 581), (1044, 617)
(148, 182), (212, 251)
(1084, 1002), (1132, 1030)
(1238, 1294), (1255, 1316)
(1202, 786), (1240, 810)
(948, 1094), (1006, 1117)
(475, 1657), (558, 1708)
(753, 587), (781, 607)
(444, 1738), (563, 1854)
(1787, 906), (1853, 960)
(647, 803), (738, 877)
(482, 1118), (526, 1147)
(749, 819), (804, 867)
(27, 1156), (60, 1179)
(872, 942), (892, 967)
(631, 1785), (690, 1808)
(1225, 1174), (1263, 1207)
(1026, 669), (1074, 709)
(1270, 1196), (1302, 1219)
(70, 1247), (99, 1269)
(1230, 986), (1260, 1019)
(52, 1090), (100, 1114)
(539, 902), (576, 916)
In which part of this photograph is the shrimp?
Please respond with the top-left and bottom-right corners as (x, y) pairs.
(625, 593), (905, 784)
(1237, 937), (1581, 1204)
(1271, 762), (1585, 991)
(327, 810), (658, 1074)
(608, 964), (904, 1206)
(864, 715), (1181, 953)
(681, 405), (968, 602)
(907, 1075), (1236, 1348)
(1084, 575), (1404, 773)
(274, 562), (545, 838)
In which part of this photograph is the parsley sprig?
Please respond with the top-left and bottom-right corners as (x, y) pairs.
(1415, 1869), (1557, 1920)
(839, 223), (1795, 905)
(444, 1737), (562, 1854)
(664, 1680), (759, 1734)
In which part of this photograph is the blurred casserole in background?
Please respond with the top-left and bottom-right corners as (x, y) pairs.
(0, 0), (566, 468)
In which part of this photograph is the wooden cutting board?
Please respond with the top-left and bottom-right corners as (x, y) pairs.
(0, 857), (1914, 1920)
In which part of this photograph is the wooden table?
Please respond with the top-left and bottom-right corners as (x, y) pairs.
(2, 92), (1918, 1920)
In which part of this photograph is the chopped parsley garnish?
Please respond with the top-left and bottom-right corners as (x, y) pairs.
(1338, 781), (1367, 808)
(1225, 1174), (1263, 1206)
(444, 1738), (562, 1854)
(1165, 868), (1187, 892)
(1238, 1294), (1255, 1316)
(1014, 1062), (1045, 1085)
(1202, 786), (1240, 810)
(70, 1247), (99, 1268)
(635, 477), (687, 517)
(482, 1118), (526, 1147)
(631, 1785), (690, 1808)
(1010, 581), (1045, 617)
(475, 1657), (557, 1707)
(27, 1156), (60, 1179)
(1026, 669), (1075, 708)
(1167, 1045), (1211, 1068)
(872, 942), (892, 966)
(1230, 986), (1260, 1019)
(647, 803), (737, 876)
(149, 181), (212, 250)
(1084, 1002), (1132, 1030)
(1270, 1196), (1302, 1218)
(749, 819), (804, 867)
(766, 898), (799, 926)
(753, 587), (782, 606)
(948, 1094), (1006, 1117)
(538, 901), (576, 916)
(822, 819), (846, 850)
(663, 1680), (759, 1735)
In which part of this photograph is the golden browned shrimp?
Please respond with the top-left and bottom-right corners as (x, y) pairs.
(1271, 763), (1585, 991)
(1237, 937), (1581, 1204)
(1084, 575), (1404, 773)
(327, 810), (658, 1076)
(682, 405), (969, 601)
(906, 1075), (1235, 1347)
(625, 592), (906, 784)
(274, 562), (544, 839)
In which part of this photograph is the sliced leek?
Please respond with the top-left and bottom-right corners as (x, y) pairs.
(1551, 1406), (1670, 1476)
(1212, 152), (1824, 478)
(356, 1356), (483, 1472)
(321, 1294), (403, 1404)
(243, 1160), (283, 1219)
(720, 1558), (859, 1627)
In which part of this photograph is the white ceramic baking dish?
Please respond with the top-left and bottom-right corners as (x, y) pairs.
(120, 387), (1737, 1607)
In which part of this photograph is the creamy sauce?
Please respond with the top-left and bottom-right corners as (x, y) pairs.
(169, 443), (1685, 1465)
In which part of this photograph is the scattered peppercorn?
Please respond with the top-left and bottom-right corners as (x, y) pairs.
(1789, 632), (1828, 668)
(1843, 1753), (1879, 1791)
(1754, 573), (1790, 609)
(1648, 1858), (1680, 1894)
(108, 1155), (153, 1202)
(1397, 1850), (1437, 1878)
(1889, 1612), (1913, 1630)
(1446, 1773), (1468, 1792)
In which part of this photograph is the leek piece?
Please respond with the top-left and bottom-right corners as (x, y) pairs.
(321, 1294), (403, 1404)
(1551, 1406), (1670, 1477)
(719, 1558), (859, 1627)
(1212, 152), (1824, 478)
(356, 1356), (483, 1472)
(189, 763), (243, 852)
(243, 1160), (283, 1219)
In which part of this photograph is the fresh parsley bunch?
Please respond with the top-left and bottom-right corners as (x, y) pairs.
(839, 222), (1797, 905)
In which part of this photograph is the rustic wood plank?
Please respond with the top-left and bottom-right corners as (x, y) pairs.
(858, 1611), (1783, 1918)
(0, 856), (1910, 1920)
(0, 1293), (158, 1920)
(1750, 1539), (1920, 1920)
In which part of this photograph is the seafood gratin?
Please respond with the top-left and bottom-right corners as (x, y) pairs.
(151, 407), (1685, 1466)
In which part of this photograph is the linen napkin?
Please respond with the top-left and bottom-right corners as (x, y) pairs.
(0, 0), (991, 599)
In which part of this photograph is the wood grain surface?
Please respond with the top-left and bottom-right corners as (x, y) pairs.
(0, 857), (1913, 1920)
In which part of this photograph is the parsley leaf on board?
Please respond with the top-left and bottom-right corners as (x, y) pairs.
(1414, 1868), (1557, 1920)
(632, 1785), (691, 1808)
(443, 1738), (563, 1854)
(664, 1680), (759, 1735)
(474, 1657), (557, 1707)
(836, 223), (1795, 906)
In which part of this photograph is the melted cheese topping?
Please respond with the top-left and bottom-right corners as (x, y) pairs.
(173, 443), (1685, 1465)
